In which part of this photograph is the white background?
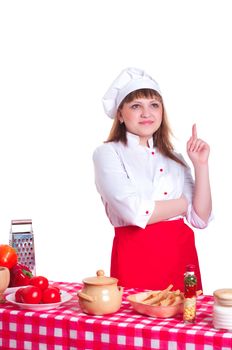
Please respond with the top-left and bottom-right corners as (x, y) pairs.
(0, 1), (231, 295)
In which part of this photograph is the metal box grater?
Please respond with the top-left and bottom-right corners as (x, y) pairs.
(9, 219), (36, 275)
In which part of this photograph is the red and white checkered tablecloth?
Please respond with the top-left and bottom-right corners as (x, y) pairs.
(1, 281), (232, 350)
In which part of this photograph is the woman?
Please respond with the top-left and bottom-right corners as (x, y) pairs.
(93, 67), (212, 291)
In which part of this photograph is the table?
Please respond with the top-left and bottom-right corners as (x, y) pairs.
(1, 282), (232, 350)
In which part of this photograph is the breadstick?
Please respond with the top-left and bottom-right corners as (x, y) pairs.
(142, 284), (173, 305)
(142, 291), (159, 302)
(171, 294), (184, 306)
(160, 293), (175, 306)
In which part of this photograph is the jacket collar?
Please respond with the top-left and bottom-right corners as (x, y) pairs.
(126, 132), (154, 148)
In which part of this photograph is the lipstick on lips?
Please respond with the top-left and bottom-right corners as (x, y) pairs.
(139, 120), (154, 125)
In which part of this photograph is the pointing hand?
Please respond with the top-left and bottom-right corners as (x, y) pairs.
(187, 124), (210, 165)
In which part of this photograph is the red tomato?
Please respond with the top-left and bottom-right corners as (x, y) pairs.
(15, 287), (24, 303)
(29, 276), (49, 290)
(20, 285), (42, 304)
(42, 286), (61, 304)
(0, 244), (18, 269)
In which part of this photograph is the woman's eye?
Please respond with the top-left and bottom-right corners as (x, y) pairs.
(151, 103), (160, 108)
(131, 104), (140, 109)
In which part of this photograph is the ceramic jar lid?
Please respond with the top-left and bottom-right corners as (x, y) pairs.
(213, 289), (232, 306)
(82, 270), (118, 286)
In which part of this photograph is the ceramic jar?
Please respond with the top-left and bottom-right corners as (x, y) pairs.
(213, 288), (232, 331)
(0, 266), (10, 303)
(78, 270), (123, 315)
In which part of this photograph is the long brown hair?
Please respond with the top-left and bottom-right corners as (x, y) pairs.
(106, 88), (186, 167)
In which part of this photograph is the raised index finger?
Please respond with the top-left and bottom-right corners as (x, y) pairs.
(192, 123), (197, 139)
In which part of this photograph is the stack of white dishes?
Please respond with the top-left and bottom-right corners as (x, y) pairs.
(213, 289), (232, 331)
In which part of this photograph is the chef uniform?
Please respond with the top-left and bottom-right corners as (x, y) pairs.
(93, 68), (212, 291)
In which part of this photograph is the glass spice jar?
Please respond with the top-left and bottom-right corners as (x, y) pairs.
(183, 264), (197, 323)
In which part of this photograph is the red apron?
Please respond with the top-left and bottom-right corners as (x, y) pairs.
(111, 219), (202, 292)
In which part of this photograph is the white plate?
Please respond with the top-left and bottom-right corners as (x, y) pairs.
(5, 290), (73, 311)
(4, 286), (23, 294)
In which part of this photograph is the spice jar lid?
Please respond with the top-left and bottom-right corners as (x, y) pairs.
(186, 264), (196, 272)
(82, 270), (118, 286)
(213, 289), (232, 306)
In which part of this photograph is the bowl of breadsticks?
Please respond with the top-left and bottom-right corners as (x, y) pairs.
(127, 284), (184, 318)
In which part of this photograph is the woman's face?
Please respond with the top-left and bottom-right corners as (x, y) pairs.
(118, 96), (163, 146)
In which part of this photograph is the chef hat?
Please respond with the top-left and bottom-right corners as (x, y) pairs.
(102, 67), (162, 119)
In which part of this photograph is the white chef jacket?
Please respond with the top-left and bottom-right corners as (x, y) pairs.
(93, 132), (211, 229)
